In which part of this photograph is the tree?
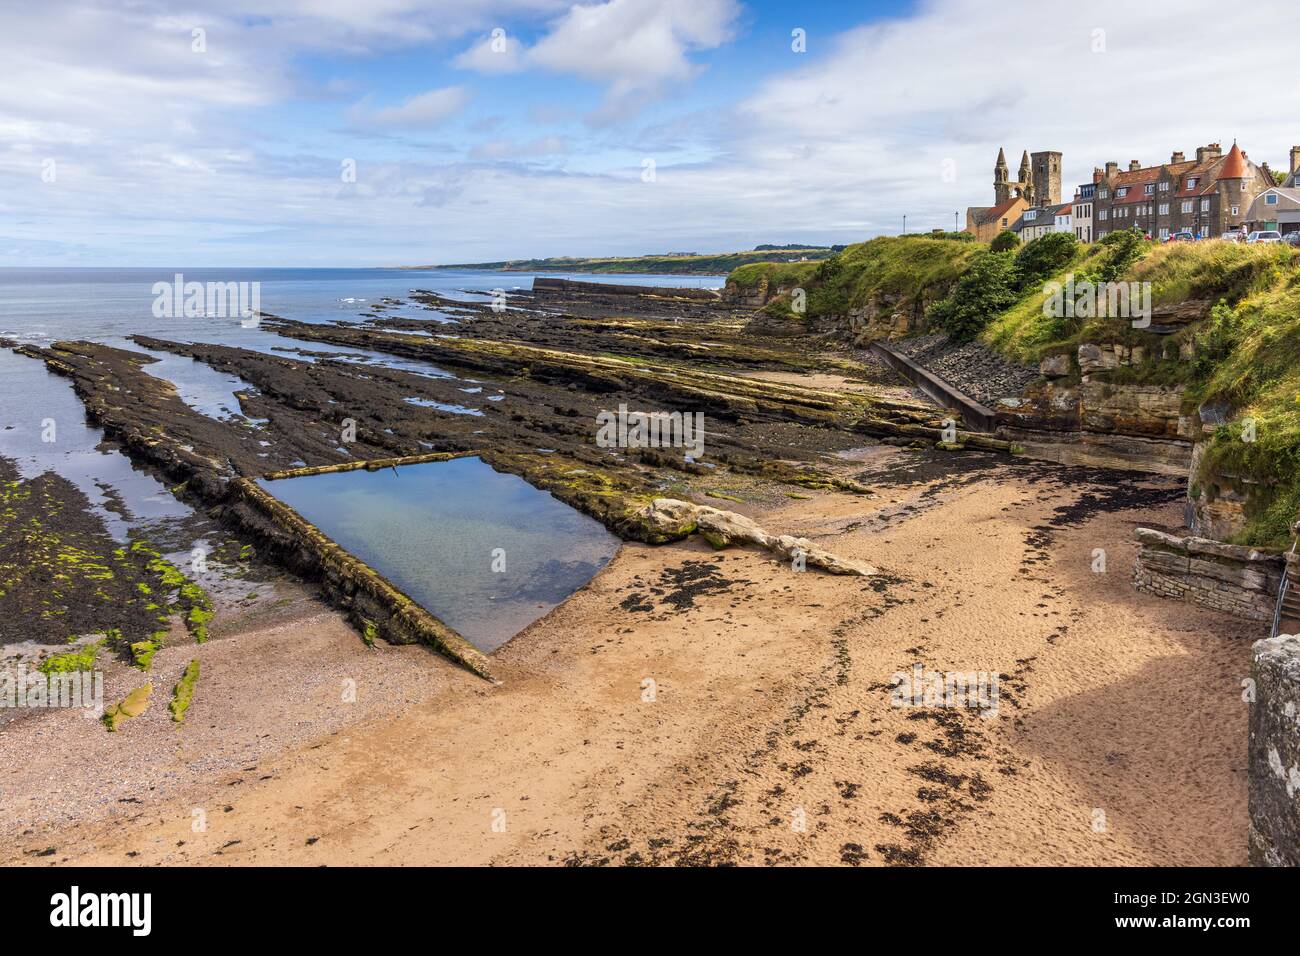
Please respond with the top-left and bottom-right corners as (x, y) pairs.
(990, 230), (1020, 252)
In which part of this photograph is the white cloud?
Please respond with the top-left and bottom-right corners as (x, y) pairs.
(7, 0), (1300, 267)
(470, 135), (567, 159)
(455, 0), (741, 115)
(351, 87), (471, 128)
(733, 0), (1300, 230)
(453, 30), (527, 73)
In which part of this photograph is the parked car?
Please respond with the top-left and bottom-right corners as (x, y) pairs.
(1284, 232), (1300, 247)
(1219, 231), (1245, 242)
(1165, 231), (1195, 242)
(1247, 231), (1283, 244)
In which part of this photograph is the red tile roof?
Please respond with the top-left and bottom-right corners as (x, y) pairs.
(974, 196), (1023, 225)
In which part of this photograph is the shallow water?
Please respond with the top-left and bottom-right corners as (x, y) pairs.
(257, 456), (620, 651)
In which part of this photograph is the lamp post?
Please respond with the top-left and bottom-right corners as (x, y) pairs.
(903, 214), (907, 235)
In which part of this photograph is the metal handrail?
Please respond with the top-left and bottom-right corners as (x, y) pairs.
(1270, 538), (1298, 638)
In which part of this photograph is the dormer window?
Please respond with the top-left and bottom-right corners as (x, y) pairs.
(1117, 187), (1128, 197)
(1187, 177), (1199, 189)
(1144, 184), (1154, 194)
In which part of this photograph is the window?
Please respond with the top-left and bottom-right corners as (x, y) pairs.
(1159, 228), (1169, 239)
(1159, 181), (1170, 191)
(1099, 189), (1110, 198)
(1001, 218), (1008, 226)
(1144, 184), (1154, 194)
(1158, 203), (1169, 215)
(1098, 209), (1108, 220)
(1201, 198), (1210, 211)
(1231, 205), (1239, 217)
(1187, 177), (1198, 189)
(1266, 193), (1279, 205)
(1117, 187), (1129, 197)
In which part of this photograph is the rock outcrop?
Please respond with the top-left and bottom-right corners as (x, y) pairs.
(633, 498), (878, 576)
(993, 342), (1194, 475)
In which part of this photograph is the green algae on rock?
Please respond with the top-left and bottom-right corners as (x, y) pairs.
(102, 682), (152, 732)
(169, 659), (200, 723)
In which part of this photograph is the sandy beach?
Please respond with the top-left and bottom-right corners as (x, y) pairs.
(2, 446), (1254, 867)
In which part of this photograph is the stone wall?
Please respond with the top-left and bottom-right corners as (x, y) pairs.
(1132, 527), (1283, 621)
(1249, 633), (1300, 866)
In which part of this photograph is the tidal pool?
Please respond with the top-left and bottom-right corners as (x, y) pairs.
(257, 456), (619, 652)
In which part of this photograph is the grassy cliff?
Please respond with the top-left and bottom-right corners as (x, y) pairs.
(728, 236), (982, 319)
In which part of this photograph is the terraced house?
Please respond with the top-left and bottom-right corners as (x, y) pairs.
(1092, 142), (1273, 240)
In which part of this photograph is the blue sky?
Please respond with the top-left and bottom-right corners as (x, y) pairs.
(1, 0), (1296, 266)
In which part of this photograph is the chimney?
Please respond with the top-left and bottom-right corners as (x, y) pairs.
(1291, 145), (1300, 176)
(1093, 166), (1104, 184)
(1128, 159), (1142, 172)
(1206, 143), (1222, 161)
(1262, 161), (1272, 182)
(1171, 150), (1185, 163)
(1105, 161), (1118, 178)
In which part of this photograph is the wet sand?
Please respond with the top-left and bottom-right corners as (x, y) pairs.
(2, 448), (1253, 866)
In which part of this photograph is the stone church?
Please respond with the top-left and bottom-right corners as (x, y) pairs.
(966, 148), (1063, 242)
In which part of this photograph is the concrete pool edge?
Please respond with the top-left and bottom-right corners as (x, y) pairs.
(232, 451), (494, 680)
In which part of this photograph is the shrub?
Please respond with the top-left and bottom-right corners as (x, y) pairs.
(1095, 229), (1145, 282)
(990, 230), (1020, 253)
(1013, 232), (1079, 290)
(927, 250), (1020, 342)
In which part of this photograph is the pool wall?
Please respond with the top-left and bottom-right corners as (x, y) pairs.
(228, 453), (493, 680)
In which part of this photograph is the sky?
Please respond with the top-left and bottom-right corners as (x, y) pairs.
(2, 0), (1299, 266)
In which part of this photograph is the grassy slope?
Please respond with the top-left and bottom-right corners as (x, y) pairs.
(728, 236), (983, 317)
(411, 249), (835, 276)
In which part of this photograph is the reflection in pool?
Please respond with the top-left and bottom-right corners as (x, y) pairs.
(258, 456), (619, 652)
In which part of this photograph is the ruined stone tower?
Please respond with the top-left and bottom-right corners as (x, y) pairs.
(1031, 150), (1062, 207)
(992, 147), (1062, 206)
